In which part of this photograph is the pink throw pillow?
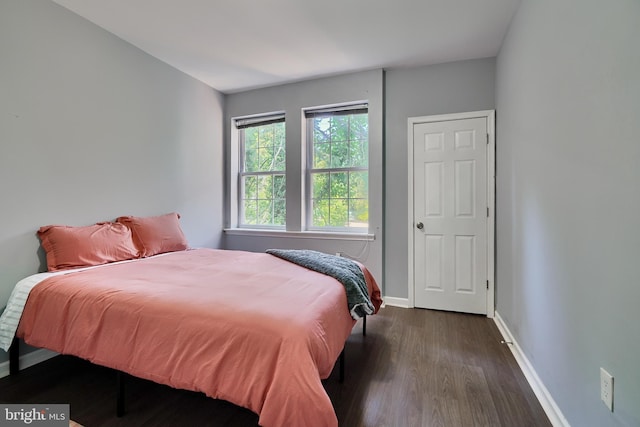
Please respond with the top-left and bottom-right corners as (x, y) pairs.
(38, 222), (140, 272)
(116, 212), (188, 257)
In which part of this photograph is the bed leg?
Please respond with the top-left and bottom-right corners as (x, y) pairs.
(116, 371), (125, 417)
(339, 348), (345, 383)
(362, 316), (366, 336)
(9, 337), (19, 375)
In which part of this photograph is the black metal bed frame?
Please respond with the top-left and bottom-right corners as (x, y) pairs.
(9, 337), (19, 375)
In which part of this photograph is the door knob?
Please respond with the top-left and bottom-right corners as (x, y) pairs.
(416, 222), (424, 230)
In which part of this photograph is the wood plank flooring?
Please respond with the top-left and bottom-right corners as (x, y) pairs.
(0, 307), (551, 426)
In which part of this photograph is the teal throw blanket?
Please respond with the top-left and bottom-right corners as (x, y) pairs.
(266, 249), (374, 319)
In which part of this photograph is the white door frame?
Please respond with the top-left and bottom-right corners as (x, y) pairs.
(407, 110), (495, 317)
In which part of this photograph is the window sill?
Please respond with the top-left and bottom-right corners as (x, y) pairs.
(223, 228), (375, 241)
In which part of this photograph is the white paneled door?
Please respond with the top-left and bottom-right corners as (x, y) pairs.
(412, 116), (490, 314)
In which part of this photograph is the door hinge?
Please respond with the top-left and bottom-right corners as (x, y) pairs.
(487, 207), (489, 217)
(486, 134), (489, 144)
(486, 280), (489, 289)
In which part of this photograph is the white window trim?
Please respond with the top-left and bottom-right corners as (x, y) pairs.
(224, 227), (375, 241)
(302, 101), (370, 233)
(230, 112), (286, 229)
(228, 103), (373, 240)
(230, 118), (240, 229)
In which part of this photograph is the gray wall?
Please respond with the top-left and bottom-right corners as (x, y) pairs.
(496, 0), (640, 425)
(7, 3), (638, 424)
(0, 0), (224, 361)
(224, 70), (384, 286)
(224, 60), (496, 299)
(384, 59), (496, 299)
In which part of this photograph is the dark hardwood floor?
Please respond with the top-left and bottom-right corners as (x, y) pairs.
(0, 307), (551, 427)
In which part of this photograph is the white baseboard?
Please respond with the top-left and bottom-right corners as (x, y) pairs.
(383, 296), (409, 308)
(493, 312), (570, 427)
(0, 348), (59, 378)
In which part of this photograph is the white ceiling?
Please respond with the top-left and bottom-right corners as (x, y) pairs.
(52, 0), (520, 94)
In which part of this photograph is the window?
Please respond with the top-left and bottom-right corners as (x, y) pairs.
(236, 113), (286, 227)
(306, 104), (368, 231)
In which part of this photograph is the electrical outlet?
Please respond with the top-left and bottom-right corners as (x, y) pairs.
(600, 367), (614, 411)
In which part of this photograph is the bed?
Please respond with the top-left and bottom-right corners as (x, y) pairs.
(0, 246), (382, 427)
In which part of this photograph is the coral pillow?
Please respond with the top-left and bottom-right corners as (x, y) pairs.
(117, 212), (188, 257)
(38, 222), (140, 272)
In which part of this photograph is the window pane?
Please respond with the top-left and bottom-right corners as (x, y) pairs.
(273, 174), (286, 199)
(244, 147), (258, 172)
(329, 199), (348, 227)
(330, 141), (349, 168)
(307, 107), (368, 230)
(238, 118), (286, 227)
(242, 122), (285, 173)
(330, 172), (348, 198)
(349, 138), (368, 168)
(258, 125), (273, 148)
(244, 175), (257, 199)
(349, 199), (368, 226)
(243, 200), (257, 225)
(312, 172), (330, 199)
(314, 142), (330, 169)
(312, 199), (329, 227)
(314, 117), (330, 144)
(245, 128), (259, 150)
(258, 175), (273, 199)
(257, 200), (273, 224)
(274, 145), (286, 170)
(256, 146), (271, 171)
(349, 114), (368, 141)
(330, 116), (348, 142)
(273, 198), (286, 226)
(274, 122), (285, 146)
(348, 171), (368, 198)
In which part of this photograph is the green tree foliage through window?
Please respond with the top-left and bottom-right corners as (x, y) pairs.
(308, 110), (368, 229)
(240, 118), (286, 226)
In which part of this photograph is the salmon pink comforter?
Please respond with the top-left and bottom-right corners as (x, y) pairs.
(17, 248), (382, 427)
